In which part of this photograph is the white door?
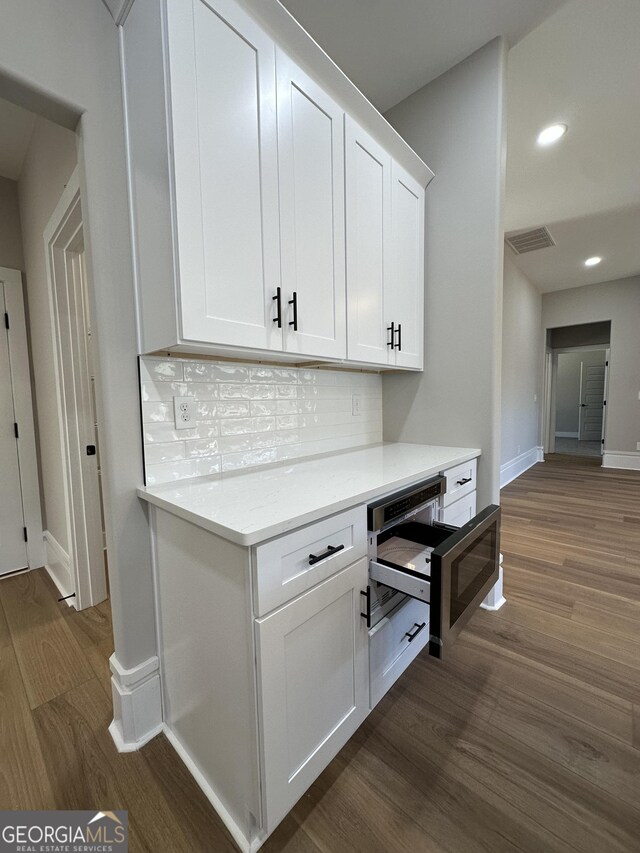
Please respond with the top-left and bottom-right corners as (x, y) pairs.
(388, 162), (424, 370)
(277, 49), (346, 359)
(579, 362), (606, 441)
(0, 284), (27, 575)
(256, 558), (369, 832)
(345, 118), (392, 366)
(167, 0), (282, 350)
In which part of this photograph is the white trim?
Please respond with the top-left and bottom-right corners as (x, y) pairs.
(500, 446), (541, 488)
(43, 530), (74, 605)
(108, 652), (163, 752)
(162, 724), (266, 853)
(555, 431), (579, 439)
(602, 451), (640, 471)
(0, 268), (45, 569)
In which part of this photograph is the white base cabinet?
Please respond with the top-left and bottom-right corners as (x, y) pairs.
(256, 559), (368, 833)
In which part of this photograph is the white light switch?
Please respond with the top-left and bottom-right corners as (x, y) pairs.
(352, 394), (362, 416)
(174, 396), (196, 430)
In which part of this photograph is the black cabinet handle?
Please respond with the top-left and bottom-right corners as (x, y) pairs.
(395, 323), (402, 351)
(387, 322), (396, 349)
(456, 477), (472, 486)
(288, 291), (298, 331)
(360, 588), (371, 629)
(405, 622), (426, 643)
(272, 287), (282, 328)
(308, 543), (344, 566)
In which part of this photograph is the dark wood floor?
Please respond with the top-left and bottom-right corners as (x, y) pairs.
(1, 453), (639, 851)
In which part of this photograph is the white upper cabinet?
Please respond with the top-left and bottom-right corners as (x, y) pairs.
(345, 122), (425, 369)
(345, 118), (391, 366)
(122, 0), (431, 368)
(167, 0), (282, 351)
(276, 51), (346, 359)
(388, 163), (425, 370)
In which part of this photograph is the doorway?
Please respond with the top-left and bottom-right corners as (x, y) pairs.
(44, 169), (108, 608)
(544, 345), (610, 460)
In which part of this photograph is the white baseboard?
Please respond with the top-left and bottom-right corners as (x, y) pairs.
(500, 446), (542, 488)
(43, 530), (75, 606)
(602, 451), (640, 471)
(555, 431), (579, 439)
(109, 653), (163, 752)
(163, 725), (265, 853)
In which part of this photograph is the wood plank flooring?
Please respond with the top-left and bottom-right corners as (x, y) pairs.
(1, 454), (639, 851)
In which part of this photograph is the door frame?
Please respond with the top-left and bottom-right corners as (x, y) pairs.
(44, 168), (107, 609)
(542, 343), (610, 457)
(0, 266), (44, 571)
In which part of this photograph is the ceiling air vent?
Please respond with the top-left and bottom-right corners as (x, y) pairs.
(505, 226), (555, 255)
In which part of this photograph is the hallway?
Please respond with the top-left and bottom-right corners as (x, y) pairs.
(1, 454), (639, 851)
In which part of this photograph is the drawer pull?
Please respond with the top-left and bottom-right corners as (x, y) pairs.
(405, 622), (426, 643)
(387, 322), (396, 349)
(272, 286), (282, 328)
(308, 544), (344, 566)
(456, 476), (472, 486)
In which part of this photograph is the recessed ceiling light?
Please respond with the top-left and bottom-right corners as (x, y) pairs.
(584, 256), (602, 267)
(537, 124), (568, 146)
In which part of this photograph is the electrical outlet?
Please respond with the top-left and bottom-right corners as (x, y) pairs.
(173, 396), (196, 430)
(352, 394), (362, 416)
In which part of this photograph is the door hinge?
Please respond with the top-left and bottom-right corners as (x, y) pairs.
(603, 400), (607, 406)
(23, 527), (28, 542)
(14, 422), (19, 439)
(4, 312), (8, 330)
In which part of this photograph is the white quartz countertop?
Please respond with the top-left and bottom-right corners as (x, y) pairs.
(137, 442), (480, 546)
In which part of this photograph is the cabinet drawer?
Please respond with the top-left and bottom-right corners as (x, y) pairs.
(443, 458), (477, 506)
(369, 596), (429, 708)
(253, 506), (367, 615)
(441, 490), (477, 527)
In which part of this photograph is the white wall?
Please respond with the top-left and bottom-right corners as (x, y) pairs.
(382, 38), (507, 507)
(18, 117), (78, 553)
(0, 175), (24, 270)
(0, 1), (155, 678)
(543, 277), (640, 456)
(501, 252), (541, 466)
(556, 349), (606, 435)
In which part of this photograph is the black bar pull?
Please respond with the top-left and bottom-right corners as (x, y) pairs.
(395, 323), (402, 351)
(405, 622), (426, 643)
(272, 286), (282, 328)
(58, 592), (76, 602)
(387, 322), (395, 349)
(23, 527), (28, 542)
(14, 422), (19, 439)
(456, 476), (472, 486)
(308, 543), (344, 566)
(86, 445), (96, 456)
(4, 312), (9, 330)
(288, 291), (298, 331)
(360, 588), (371, 629)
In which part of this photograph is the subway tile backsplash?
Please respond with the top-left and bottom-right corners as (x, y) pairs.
(139, 357), (383, 485)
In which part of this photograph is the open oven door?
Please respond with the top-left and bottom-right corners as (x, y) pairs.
(369, 504), (501, 660)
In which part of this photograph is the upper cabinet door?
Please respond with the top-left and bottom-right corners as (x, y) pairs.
(276, 49), (346, 359)
(389, 163), (425, 370)
(345, 119), (392, 366)
(166, 0), (282, 350)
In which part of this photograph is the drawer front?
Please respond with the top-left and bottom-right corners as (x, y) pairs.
(441, 490), (477, 527)
(369, 596), (429, 708)
(443, 458), (477, 507)
(254, 506), (367, 615)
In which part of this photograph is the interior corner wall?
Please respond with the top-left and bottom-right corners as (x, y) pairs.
(542, 277), (640, 454)
(501, 251), (541, 466)
(0, 175), (24, 270)
(0, 0), (155, 671)
(381, 37), (507, 508)
(18, 117), (78, 555)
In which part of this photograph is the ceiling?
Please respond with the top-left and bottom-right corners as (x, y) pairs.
(505, 0), (640, 292)
(0, 98), (36, 181)
(279, 0), (565, 113)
